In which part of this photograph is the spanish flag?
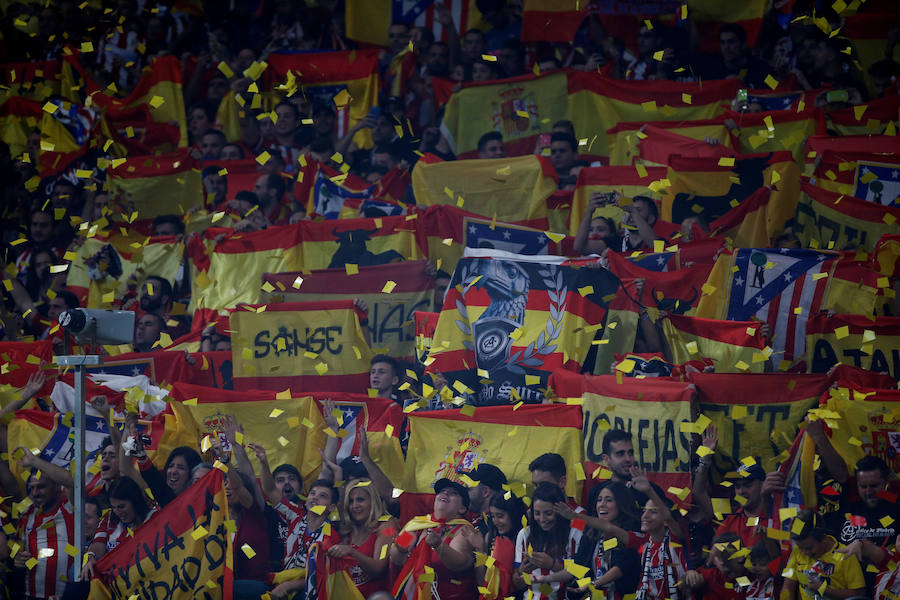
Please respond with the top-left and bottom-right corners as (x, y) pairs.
(567, 72), (738, 161)
(412, 154), (559, 228)
(0, 96), (41, 161)
(295, 214), (423, 272)
(229, 300), (373, 393)
(843, 11), (900, 97)
(0, 58), (61, 101)
(65, 232), (184, 308)
(187, 222), (302, 310)
(659, 151), (799, 225)
(614, 119), (734, 167)
(822, 384), (900, 474)
(90, 469), (233, 599)
(62, 52), (188, 147)
(568, 165), (668, 236)
(690, 371), (831, 474)
(826, 94), (900, 137)
(107, 149), (204, 219)
(521, 0), (587, 43)
(726, 107), (825, 162)
(549, 369), (694, 493)
(804, 134), (900, 177)
(267, 50), (380, 148)
(168, 382), (328, 486)
(440, 71), (571, 158)
(404, 403), (584, 499)
(662, 313), (767, 373)
(794, 179), (900, 253)
(707, 186), (774, 248)
(426, 251), (621, 405)
(259, 260), (434, 360)
(806, 312), (900, 381)
(305, 542), (366, 600)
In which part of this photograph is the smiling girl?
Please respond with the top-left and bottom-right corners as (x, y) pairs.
(514, 482), (583, 600)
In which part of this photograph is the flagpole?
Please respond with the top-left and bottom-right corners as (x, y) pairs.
(55, 353), (102, 582)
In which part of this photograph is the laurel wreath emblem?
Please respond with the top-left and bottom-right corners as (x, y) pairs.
(453, 260), (566, 374)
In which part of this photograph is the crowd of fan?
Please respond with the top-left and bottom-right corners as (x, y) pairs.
(0, 0), (898, 599)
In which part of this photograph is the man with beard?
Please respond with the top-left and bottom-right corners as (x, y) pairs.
(137, 275), (172, 318)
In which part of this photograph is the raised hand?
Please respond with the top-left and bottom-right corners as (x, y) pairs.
(247, 442), (268, 466)
(21, 370), (46, 401)
(630, 465), (651, 493)
(701, 424), (718, 451)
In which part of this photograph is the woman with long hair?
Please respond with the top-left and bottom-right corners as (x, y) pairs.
(480, 493), (527, 599)
(80, 476), (156, 579)
(571, 481), (642, 599)
(514, 482), (582, 599)
(326, 479), (396, 597)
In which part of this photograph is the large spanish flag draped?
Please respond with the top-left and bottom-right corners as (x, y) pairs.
(794, 179), (900, 253)
(427, 251), (621, 405)
(566, 72), (738, 161)
(659, 151), (799, 225)
(62, 52), (188, 147)
(411, 154), (558, 228)
(404, 404), (584, 499)
(806, 313), (900, 380)
(267, 50), (379, 147)
(90, 469), (233, 600)
(440, 71), (570, 158)
(168, 382), (327, 486)
(229, 300), (373, 393)
(65, 232), (184, 308)
(662, 313), (767, 373)
(567, 165), (668, 236)
(259, 261), (434, 360)
(822, 385), (900, 474)
(689, 372), (831, 476)
(550, 370), (693, 494)
(107, 149), (203, 218)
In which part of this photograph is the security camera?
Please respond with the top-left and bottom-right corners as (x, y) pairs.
(58, 309), (136, 345)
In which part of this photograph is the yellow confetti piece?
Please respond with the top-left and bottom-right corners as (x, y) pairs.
(636, 163), (648, 178)
(652, 50), (665, 61)
(834, 326), (850, 339)
(256, 151), (271, 165)
(718, 157), (735, 167)
(191, 526), (208, 540)
(315, 362), (329, 375)
(481, 54), (497, 61)
(382, 281), (397, 293)
(764, 74), (779, 89)
(149, 95), (165, 109)
(269, 408), (284, 418)
(80, 41), (94, 53)
(346, 264), (359, 275)
(854, 105), (867, 120)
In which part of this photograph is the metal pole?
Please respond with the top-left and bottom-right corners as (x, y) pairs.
(72, 363), (85, 582)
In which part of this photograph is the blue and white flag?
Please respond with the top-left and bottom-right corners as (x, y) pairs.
(854, 161), (900, 207)
(463, 217), (549, 255)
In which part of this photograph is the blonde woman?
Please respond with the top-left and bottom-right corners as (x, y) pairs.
(326, 479), (396, 597)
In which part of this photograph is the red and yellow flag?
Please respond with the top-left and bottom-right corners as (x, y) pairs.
(550, 369), (694, 493)
(404, 404), (584, 498)
(726, 107), (825, 162)
(229, 300), (373, 393)
(107, 149), (203, 219)
(568, 165), (669, 236)
(688, 0), (769, 54)
(822, 384), (900, 473)
(662, 313), (767, 373)
(806, 312), (900, 380)
(259, 261), (434, 360)
(90, 469), (233, 599)
(659, 151), (799, 225)
(521, 0), (588, 43)
(267, 50), (380, 148)
(795, 179), (900, 253)
(412, 154), (558, 228)
(168, 382), (328, 486)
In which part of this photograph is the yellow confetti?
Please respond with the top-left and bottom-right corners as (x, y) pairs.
(149, 95), (165, 109)
(382, 281), (397, 293)
(764, 74), (779, 89)
(346, 264), (359, 275)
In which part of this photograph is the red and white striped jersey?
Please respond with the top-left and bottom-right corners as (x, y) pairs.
(17, 497), (76, 599)
(92, 506), (159, 553)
